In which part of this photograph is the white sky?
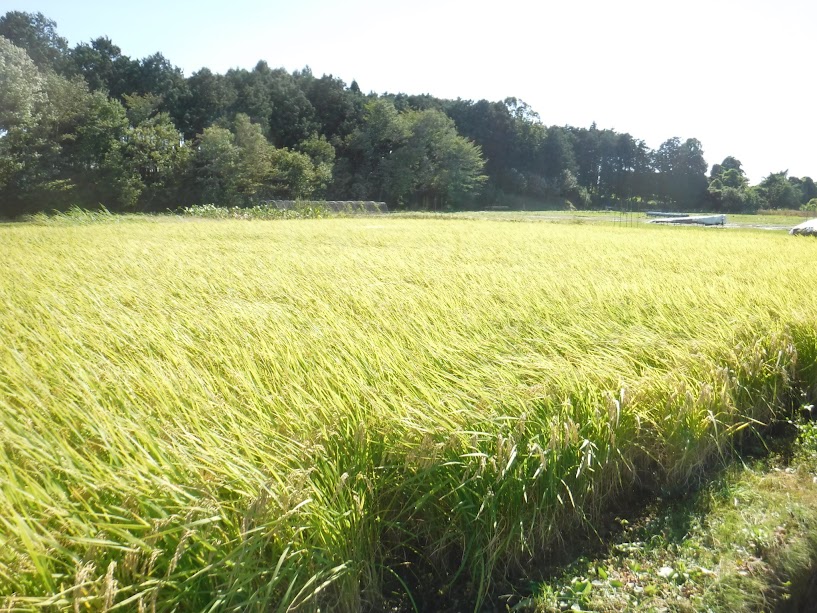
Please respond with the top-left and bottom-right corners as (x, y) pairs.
(5, 0), (816, 183)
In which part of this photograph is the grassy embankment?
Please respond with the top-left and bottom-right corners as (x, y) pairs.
(1, 217), (816, 610)
(534, 420), (817, 612)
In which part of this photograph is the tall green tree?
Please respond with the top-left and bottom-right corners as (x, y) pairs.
(123, 112), (190, 209)
(572, 123), (601, 193)
(226, 62), (316, 147)
(296, 71), (362, 142)
(134, 53), (189, 124)
(540, 126), (578, 184)
(296, 134), (335, 196)
(0, 11), (68, 71)
(786, 175), (817, 207)
(757, 171), (801, 209)
(652, 137), (708, 208)
(384, 109), (486, 208)
(191, 114), (330, 205)
(0, 37), (48, 214)
(180, 68), (237, 139)
(709, 155), (743, 179)
(799, 177), (817, 203)
(68, 37), (138, 97)
(192, 114), (280, 204)
(445, 99), (518, 198)
(707, 157), (758, 212)
(54, 79), (142, 208)
(1, 49), (144, 215)
(0, 35), (45, 131)
(193, 124), (240, 204)
(335, 98), (409, 200)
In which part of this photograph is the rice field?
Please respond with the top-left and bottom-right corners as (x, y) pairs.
(1, 217), (816, 611)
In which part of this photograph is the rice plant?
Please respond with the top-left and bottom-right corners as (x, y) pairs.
(0, 217), (815, 610)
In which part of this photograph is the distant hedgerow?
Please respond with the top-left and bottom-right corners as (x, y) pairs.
(182, 200), (387, 220)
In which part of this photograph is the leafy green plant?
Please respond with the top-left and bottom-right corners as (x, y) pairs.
(181, 201), (385, 221)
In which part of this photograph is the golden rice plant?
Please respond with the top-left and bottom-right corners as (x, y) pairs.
(0, 217), (815, 610)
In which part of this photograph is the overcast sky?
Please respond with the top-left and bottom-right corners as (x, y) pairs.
(6, 0), (815, 183)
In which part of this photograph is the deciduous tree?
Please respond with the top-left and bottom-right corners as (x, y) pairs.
(0, 11), (67, 70)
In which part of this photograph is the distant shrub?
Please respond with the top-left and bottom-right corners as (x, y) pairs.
(802, 198), (817, 212)
(182, 201), (386, 220)
(182, 202), (329, 220)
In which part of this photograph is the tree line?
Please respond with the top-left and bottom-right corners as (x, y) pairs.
(2, 11), (815, 218)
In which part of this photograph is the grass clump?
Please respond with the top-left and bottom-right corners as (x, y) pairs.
(0, 218), (815, 610)
(23, 205), (120, 225)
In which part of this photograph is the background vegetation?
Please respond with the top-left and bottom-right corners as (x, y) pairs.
(2, 11), (816, 217)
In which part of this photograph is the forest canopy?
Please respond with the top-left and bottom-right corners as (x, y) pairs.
(1, 11), (815, 217)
